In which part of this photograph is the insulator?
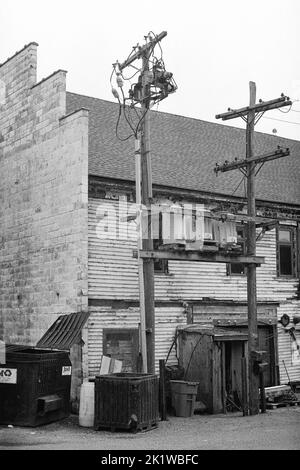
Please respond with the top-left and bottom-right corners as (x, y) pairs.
(111, 88), (119, 100)
(116, 75), (123, 88)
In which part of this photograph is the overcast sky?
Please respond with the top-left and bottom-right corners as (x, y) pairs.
(1, 0), (300, 140)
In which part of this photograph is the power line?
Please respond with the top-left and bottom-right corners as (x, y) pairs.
(261, 116), (300, 125)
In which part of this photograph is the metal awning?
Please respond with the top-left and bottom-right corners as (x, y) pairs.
(36, 312), (90, 350)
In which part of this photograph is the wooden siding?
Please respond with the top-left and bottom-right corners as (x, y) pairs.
(88, 197), (300, 382)
(277, 301), (300, 383)
(89, 198), (298, 302)
(87, 305), (186, 376)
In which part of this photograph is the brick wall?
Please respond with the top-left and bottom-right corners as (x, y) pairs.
(0, 43), (89, 348)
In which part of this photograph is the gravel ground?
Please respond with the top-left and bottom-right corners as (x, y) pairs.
(0, 407), (300, 450)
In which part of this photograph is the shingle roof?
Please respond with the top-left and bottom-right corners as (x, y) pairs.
(66, 92), (300, 206)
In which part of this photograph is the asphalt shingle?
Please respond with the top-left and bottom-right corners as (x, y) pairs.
(66, 92), (300, 205)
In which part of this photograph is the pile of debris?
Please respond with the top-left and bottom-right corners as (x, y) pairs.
(264, 385), (300, 409)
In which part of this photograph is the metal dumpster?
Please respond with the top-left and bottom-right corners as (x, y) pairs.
(94, 373), (159, 432)
(0, 311), (89, 426)
(0, 344), (72, 426)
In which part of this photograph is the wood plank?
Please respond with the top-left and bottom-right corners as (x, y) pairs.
(266, 400), (300, 409)
(159, 359), (167, 421)
(215, 97), (291, 120)
(134, 250), (265, 265)
(221, 343), (226, 413)
(241, 357), (249, 416)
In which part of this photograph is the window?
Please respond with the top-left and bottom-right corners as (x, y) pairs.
(277, 226), (297, 277)
(227, 226), (246, 276)
(103, 328), (139, 373)
(153, 238), (169, 273)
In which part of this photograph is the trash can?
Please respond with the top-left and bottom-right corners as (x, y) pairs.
(0, 344), (72, 426)
(94, 373), (159, 432)
(170, 380), (199, 417)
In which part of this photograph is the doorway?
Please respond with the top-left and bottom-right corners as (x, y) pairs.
(223, 340), (245, 412)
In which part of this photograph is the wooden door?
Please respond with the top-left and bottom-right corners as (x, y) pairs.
(258, 326), (274, 387)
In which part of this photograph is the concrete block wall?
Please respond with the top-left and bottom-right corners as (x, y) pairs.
(0, 43), (89, 348)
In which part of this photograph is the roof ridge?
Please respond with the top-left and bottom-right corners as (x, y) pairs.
(66, 91), (300, 144)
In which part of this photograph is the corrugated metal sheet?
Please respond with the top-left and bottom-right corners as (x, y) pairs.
(36, 312), (90, 350)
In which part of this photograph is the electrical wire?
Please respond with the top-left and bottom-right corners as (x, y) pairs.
(115, 105), (135, 142)
(278, 104), (292, 113)
(121, 67), (141, 81)
(120, 87), (138, 136)
(111, 32), (175, 141)
(149, 31), (164, 63)
(261, 116), (300, 125)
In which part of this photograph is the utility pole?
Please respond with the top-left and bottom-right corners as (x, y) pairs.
(116, 31), (170, 374)
(246, 82), (259, 414)
(215, 83), (291, 415)
(140, 42), (155, 374)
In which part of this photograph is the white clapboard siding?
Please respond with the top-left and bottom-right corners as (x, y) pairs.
(87, 305), (186, 376)
(89, 199), (297, 303)
(277, 301), (300, 384)
(88, 198), (300, 382)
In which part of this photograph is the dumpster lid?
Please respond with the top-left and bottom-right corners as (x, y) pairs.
(36, 311), (90, 350)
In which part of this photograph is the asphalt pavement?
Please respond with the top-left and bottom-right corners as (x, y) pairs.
(0, 406), (299, 451)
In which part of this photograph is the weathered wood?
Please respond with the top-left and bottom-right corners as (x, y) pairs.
(134, 249), (265, 265)
(136, 150), (148, 373)
(212, 342), (223, 414)
(241, 356), (249, 416)
(140, 48), (155, 374)
(259, 369), (266, 413)
(221, 343), (227, 413)
(215, 148), (289, 173)
(215, 96), (291, 120)
(214, 318), (277, 327)
(159, 359), (167, 421)
(179, 331), (213, 412)
(247, 81), (260, 416)
(266, 401), (300, 410)
(87, 195), (299, 383)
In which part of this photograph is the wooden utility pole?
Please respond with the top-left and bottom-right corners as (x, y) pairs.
(246, 81), (259, 414)
(215, 83), (291, 415)
(135, 142), (148, 373)
(140, 43), (155, 374)
(118, 32), (168, 373)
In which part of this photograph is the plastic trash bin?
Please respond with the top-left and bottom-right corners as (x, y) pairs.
(170, 380), (199, 417)
(0, 344), (72, 426)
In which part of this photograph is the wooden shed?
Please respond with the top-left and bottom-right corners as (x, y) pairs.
(177, 325), (249, 414)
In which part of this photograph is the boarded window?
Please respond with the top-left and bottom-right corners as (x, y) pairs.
(103, 329), (139, 373)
